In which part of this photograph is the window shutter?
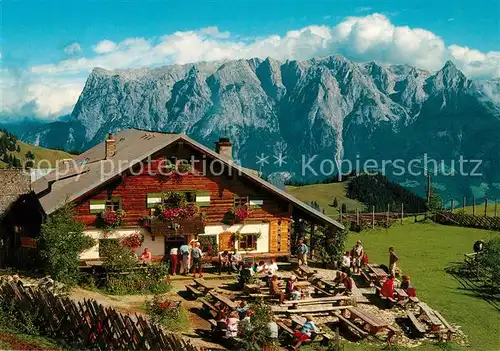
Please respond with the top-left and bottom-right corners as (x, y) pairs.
(219, 231), (233, 251)
(147, 193), (163, 208)
(89, 199), (106, 214)
(196, 191), (211, 207)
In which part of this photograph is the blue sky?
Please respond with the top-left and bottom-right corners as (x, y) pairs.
(1, 0), (499, 119)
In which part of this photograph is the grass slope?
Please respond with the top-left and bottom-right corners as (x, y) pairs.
(286, 182), (364, 217)
(0, 132), (72, 168)
(345, 223), (500, 351)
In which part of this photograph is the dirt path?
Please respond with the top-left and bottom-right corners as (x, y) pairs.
(69, 281), (227, 350)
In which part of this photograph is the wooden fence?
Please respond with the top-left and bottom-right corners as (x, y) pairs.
(435, 211), (500, 231)
(0, 282), (200, 351)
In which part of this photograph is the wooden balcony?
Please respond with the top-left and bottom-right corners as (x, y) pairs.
(143, 217), (205, 237)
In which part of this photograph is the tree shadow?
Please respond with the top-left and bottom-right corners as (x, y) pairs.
(445, 263), (500, 312)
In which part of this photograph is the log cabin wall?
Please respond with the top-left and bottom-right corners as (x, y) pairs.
(72, 142), (292, 254)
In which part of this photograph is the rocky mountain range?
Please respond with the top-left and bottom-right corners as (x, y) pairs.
(8, 55), (500, 202)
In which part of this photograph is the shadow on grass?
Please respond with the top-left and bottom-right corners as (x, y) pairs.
(445, 264), (500, 312)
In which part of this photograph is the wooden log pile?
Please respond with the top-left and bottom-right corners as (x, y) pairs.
(0, 281), (200, 351)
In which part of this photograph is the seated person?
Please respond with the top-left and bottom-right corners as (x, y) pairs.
(219, 250), (231, 275)
(265, 271), (274, 287)
(400, 275), (416, 297)
(293, 315), (319, 350)
(139, 248), (152, 262)
(267, 258), (279, 275)
(255, 260), (268, 274)
(380, 275), (395, 298)
(270, 275), (285, 305)
(225, 311), (239, 339)
(231, 249), (243, 272)
(238, 263), (254, 289)
(333, 271), (353, 294)
(290, 286), (302, 300)
(286, 275), (297, 294)
(236, 301), (249, 320)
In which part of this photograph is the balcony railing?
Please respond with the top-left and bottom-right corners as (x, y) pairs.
(143, 217), (205, 236)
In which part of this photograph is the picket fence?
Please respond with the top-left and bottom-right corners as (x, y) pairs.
(435, 211), (500, 231)
(0, 281), (201, 351)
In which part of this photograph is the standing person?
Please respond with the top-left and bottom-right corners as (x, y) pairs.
(292, 315), (319, 350)
(169, 246), (179, 275)
(219, 250), (231, 275)
(191, 242), (204, 278)
(351, 240), (364, 274)
(296, 239), (309, 266)
(389, 247), (399, 277)
(179, 243), (190, 275)
(270, 275), (285, 305)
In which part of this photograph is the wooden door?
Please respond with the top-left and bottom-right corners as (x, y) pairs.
(219, 231), (233, 251)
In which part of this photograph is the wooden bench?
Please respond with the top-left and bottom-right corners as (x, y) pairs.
(276, 320), (294, 337)
(336, 313), (369, 338)
(209, 291), (238, 310)
(409, 296), (420, 303)
(418, 303), (443, 330)
(283, 295), (350, 309)
(186, 284), (203, 298)
(433, 310), (456, 338)
(277, 305), (350, 314)
(347, 307), (388, 335)
(199, 298), (218, 316)
(360, 270), (375, 286)
(313, 285), (334, 296)
(407, 311), (426, 335)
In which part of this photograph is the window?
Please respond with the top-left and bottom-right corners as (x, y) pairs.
(234, 196), (248, 207)
(99, 238), (120, 257)
(162, 191), (196, 208)
(239, 234), (258, 251)
(105, 198), (121, 211)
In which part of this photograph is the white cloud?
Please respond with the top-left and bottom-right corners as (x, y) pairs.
(2, 14), (499, 119)
(93, 40), (117, 54)
(64, 42), (82, 55)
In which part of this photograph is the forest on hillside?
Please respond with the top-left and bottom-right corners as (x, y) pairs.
(346, 174), (428, 213)
(0, 129), (35, 168)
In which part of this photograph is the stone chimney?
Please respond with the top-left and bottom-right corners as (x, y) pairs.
(215, 137), (232, 159)
(105, 133), (116, 159)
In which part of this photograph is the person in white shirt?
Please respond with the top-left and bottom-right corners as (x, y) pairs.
(255, 260), (268, 274)
(341, 251), (351, 274)
(267, 257), (279, 275)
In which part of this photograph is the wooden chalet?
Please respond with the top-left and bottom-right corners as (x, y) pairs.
(0, 169), (44, 268)
(32, 129), (344, 263)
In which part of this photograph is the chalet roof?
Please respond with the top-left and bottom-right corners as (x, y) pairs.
(33, 129), (344, 230)
(0, 169), (32, 217)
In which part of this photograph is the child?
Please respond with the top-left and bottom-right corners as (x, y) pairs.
(293, 315), (318, 350)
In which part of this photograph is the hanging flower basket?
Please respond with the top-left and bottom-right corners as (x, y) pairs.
(98, 209), (126, 229)
(120, 231), (145, 249)
(230, 203), (250, 222)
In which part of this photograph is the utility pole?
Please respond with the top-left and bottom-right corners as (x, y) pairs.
(485, 198), (488, 217)
(426, 174), (431, 204)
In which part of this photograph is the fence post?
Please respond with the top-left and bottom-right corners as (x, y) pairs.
(339, 203), (342, 222)
(484, 198), (488, 217)
(372, 205), (375, 229)
(495, 200), (498, 217)
(473, 198), (476, 216)
(386, 204), (390, 224)
(356, 208), (360, 226)
(401, 203), (404, 225)
(463, 196), (466, 211)
(451, 199), (454, 213)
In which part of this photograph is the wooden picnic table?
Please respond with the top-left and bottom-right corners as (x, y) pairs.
(418, 303), (443, 330)
(194, 278), (214, 291)
(209, 291), (237, 310)
(367, 264), (388, 280)
(394, 288), (408, 301)
(346, 307), (388, 334)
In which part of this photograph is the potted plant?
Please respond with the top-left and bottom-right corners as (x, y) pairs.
(98, 209), (126, 230)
